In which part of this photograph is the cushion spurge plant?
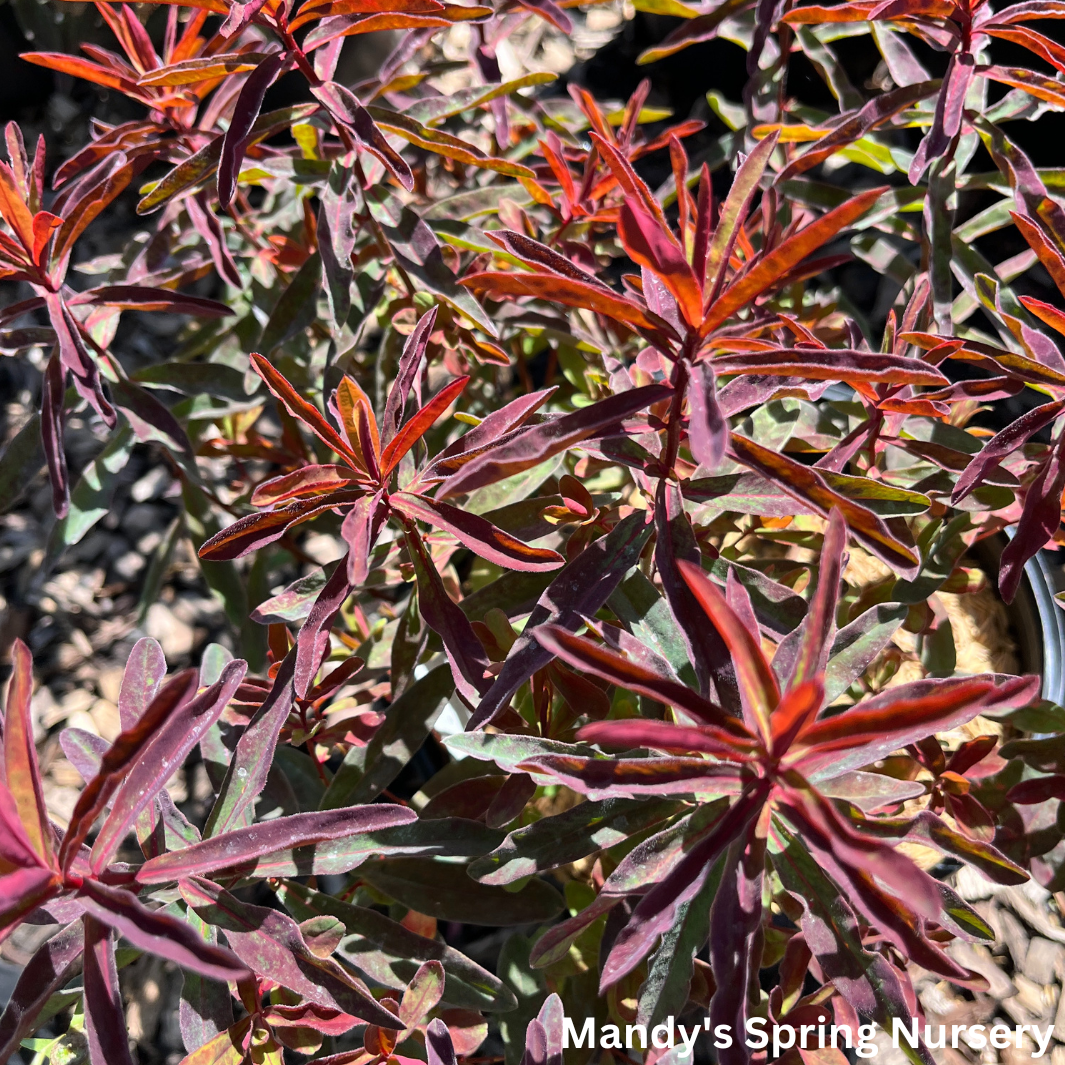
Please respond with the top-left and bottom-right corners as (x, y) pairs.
(5, 0), (1065, 1058)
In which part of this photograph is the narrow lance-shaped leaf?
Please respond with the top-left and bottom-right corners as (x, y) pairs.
(1000, 433), (1065, 602)
(953, 399), (1065, 503)
(83, 917), (135, 1065)
(205, 650), (295, 836)
(678, 561), (779, 742)
(78, 878), (250, 982)
(136, 805), (417, 883)
(380, 375), (469, 475)
(180, 877), (406, 1027)
(218, 51), (286, 209)
(0, 920), (83, 1063)
(57, 668), (200, 870)
(3, 638), (52, 866)
(440, 384), (672, 498)
(705, 132), (778, 303)
(467, 511), (654, 729)
(393, 492), (564, 572)
(687, 360), (727, 471)
(405, 526), (491, 704)
(382, 306), (437, 446)
(701, 186), (887, 335)
(89, 660), (247, 870)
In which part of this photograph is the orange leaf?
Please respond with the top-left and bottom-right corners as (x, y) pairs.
(3, 639), (54, 867)
(380, 376), (469, 476)
(677, 561), (779, 744)
(700, 186), (886, 335)
(31, 212), (62, 266)
(0, 162), (35, 253)
(250, 353), (362, 468)
(461, 271), (679, 343)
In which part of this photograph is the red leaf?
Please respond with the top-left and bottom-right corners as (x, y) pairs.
(381, 376), (469, 475)
(250, 352), (361, 466)
(618, 202), (702, 328)
(461, 271), (678, 344)
(678, 560), (780, 742)
(536, 624), (748, 739)
(701, 187), (887, 335)
(393, 492), (564, 572)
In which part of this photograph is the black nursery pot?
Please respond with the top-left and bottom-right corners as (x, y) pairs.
(968, 534), (1065, 706)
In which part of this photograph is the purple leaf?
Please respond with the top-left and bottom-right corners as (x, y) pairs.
(467, 512), (653, 729)
(295, 562), (354, 699)
(952, 400), (1065, 503)
(427, 1017), (458, 1065)
(118, 637), (167, 730)
(186, 192), (243, 289)
(1000, 433), (1065, 602)
(83, 917), (135, 1065)
(45, 293), (115, 429)
(0, 920), (83, 1062)
(68, 285), (234, 317)
(601, 781), (770, 988)
(312, 81), (414, 191)
(58, 668), (200, 871)
(89, 659), (247, 870)
(405, 526), (491, 704)
(382, 307), (438, 446)
(205, 649), (295, 835)
(394, 492), (564, 572)
(439, 384), (672, 498)
(40, 349), (68, 518)
(687, 361), (727, 472)
(654, 480), (738, 708)
(424, 387), (555, 483)
(79, 879), (250, 982)
(343, 489), (387, 586)
(181, 877), (405, 1027)
(218, 51), (286, 209)
(519, 753), (742, 799)
(909, 52), (975, 184)
(136, 805), (417, 884)
(708, 825), (766, 1065)
(785, 506), (846, 689)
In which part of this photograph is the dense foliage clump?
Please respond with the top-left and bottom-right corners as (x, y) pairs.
(4, 0), (1065, 1060)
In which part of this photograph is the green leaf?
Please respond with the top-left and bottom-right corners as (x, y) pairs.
(320, 664), (455, 808)
(276, 881), (518, 1011)
(259, 252), (322, 353)
(823, 603), (908, 703)
(133, 362), (252, 401)
(469, 798), (679, 885)
(359, 857), (565, 925)
(0, 413), (45, 514)
(45, 426), (133, 561)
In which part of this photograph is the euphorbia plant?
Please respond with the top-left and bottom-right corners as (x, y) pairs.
(5, 0), (1065, 1058)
